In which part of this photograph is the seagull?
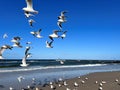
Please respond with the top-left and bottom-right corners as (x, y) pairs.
(61, 31), (67, 39)
(57, 11), (68, 30)
(46, 41), (53, 48)
(12, 42), (22, 48)
(3, 33), (8, 39)
(22, 0), (38, 14)
(26, 42), (31, 44)
(0, 45), (13, 59)
(17, 76), (25, 83)
(11, 36), (21, 43)
(20, 47), (31, 67)
(28, 19), (35, 27)
(30, 29), (43, 38)
(24, 11), (34, 18)
(74, 82), (79, 87)
(49, 30), (61, 41)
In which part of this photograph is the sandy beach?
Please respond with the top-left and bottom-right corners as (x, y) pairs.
(33, 71), (120, 90)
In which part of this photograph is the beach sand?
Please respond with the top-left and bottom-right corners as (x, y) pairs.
(34, 71), (120, 90)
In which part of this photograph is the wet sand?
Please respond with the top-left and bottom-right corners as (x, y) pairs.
(34, 71), (120, 90)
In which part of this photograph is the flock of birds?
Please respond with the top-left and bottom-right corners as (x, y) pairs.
(0, 0), (68, 67)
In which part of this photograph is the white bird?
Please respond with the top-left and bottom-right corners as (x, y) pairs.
(46, 41), (53, 48)
(30, 29), (43, 38)
(74, 82), (79, 87)
(12, 42), (22, 48)
(17, 76), (25, 82)
(99, 86), (103, 90)
(60, 60), (64, 64)
(61, 31), (67, 39)
(0, 45), (13, 59)
(24, 11), (34, 18)
(20, 47), (31, 67)
(66, 87), (71, 90)
(11, 36), (21, 43)
(26, 41), (32, 44)
(3, 33), (8, 39)
(9, 87), (14, 90)
(28, 19), (35, 27)
(22, 0), (38, 14)
(64, 81), (68, 86)
(49, 30), (61, 41)
(57, 11), (68, 30)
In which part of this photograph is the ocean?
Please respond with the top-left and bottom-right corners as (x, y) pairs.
(0, 59), (120, 90)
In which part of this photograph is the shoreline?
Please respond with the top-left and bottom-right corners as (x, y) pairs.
(34, 71), (120, 90)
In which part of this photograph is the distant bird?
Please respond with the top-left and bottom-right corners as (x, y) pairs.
(46, 41), (53, 48)
(26, 42), (32, 44)
(28, 19), (35, 27)
(74, 82), (79, 87)
(66, 87), (71, 90)
(60, 60), (64, 64)
(0, 45), (13, 59)
(24, 11), (34, 18)
(17, 76), (25, 83)
(61, 31), (67, 39)
(30, 29), (43, 38)
(49, 30), (61, 41)
(20, 47), (31, 67)
(22, 0), (38, 14)
(3, 33), (8, 39)
(9, 87), (14, 90)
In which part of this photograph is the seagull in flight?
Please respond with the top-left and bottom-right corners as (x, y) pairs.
(20, 47), (31, 67)
(12, 42), (22, 48)
(46, 41), (53, 48)
(30, 29), (43, 38)
(11, 36), (21, 43)
(61, 31), (67, 39)
(49, 30), (61, 41)
(3, 33), (8, 39)
(24, 11), (34, 18)
(57, 11), (68, 30)
(28, 19), (35, 27)
(0, 45), (13, 59)
(22, 0), (38, 14)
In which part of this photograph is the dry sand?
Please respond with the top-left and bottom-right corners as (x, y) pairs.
(34, 71), (120, 90)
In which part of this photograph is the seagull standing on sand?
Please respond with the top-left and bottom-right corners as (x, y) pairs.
(20, 47), (31, 67)
(49, 30), (61, 41)
(22, 0), (38, 14)
(17, 76), (25, 83)
(30, 29), (43, 38)
(46, 41), (53, 48)
(0, 45), (13, 59)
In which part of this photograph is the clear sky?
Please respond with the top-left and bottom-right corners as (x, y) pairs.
(0, 0), (120, 60)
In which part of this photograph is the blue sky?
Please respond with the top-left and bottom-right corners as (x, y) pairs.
(0, 0), (120, 60)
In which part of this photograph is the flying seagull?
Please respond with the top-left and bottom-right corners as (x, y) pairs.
(30, 29), (43, 38)
(22, 0), (38, 14)
(24, 11), (34, 18)
(3, 33), (8, 39)
(46, 41), (53, 48)
(49, 30), (61, 41)
(11, 36), (21, 43)
(12, 42), (22, 48)
(20, 47), (31, 67)
(0, 45), (13, 59)
(28, 19), (35, 27)
(61, 31), (67, 39)
(57, 11), (68, 30)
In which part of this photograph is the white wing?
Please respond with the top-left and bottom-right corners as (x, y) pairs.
(26, 0), (33, 10)
(22, 57), (27, 65)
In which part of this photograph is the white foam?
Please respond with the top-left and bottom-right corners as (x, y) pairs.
(0, 64), (107, 73)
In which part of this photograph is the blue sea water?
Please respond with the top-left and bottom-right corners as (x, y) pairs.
(0, 59), (120, 90)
